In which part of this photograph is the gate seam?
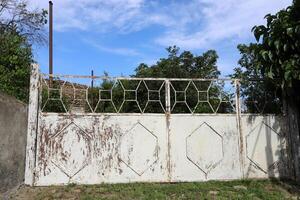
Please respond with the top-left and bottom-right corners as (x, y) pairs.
(235, 80), (244, 179)
(165, 80), (171, 182)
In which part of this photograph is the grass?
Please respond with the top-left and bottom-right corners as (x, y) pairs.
(6, 179), (300, 200)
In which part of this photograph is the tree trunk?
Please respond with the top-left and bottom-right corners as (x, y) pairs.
(284, 86), (300, 181)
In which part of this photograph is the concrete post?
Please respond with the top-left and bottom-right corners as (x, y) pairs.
(24, 64), (39, 186)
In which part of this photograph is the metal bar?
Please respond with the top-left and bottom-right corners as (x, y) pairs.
(41, 73), (238, 81)
(40, 112), (239, 116)
(41, 72), (279, 83)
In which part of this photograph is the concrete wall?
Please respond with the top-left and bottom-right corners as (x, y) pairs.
(0, 92), (28, 193)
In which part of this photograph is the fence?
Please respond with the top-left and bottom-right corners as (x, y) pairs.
(25, 65), (289, 186)
(38, 73), (281, 114)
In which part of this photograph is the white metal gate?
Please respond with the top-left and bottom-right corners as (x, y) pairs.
(25, 65), (289, 186)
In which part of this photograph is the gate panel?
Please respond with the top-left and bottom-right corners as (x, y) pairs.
(169, 115), (242, 181)
(241, 115), (288, 179)
(34, 114), (168, 185)
(24, 68), (291, 185)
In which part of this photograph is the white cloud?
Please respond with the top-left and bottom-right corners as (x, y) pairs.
(154, 0), (292, 49)
(29, 0), (145, 31)
(29, 0), (292, 48)
(82, 38), (141, 56)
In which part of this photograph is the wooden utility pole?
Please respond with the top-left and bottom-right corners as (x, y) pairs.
(49, 1), (53, 86)
(91, 70), (94, 108)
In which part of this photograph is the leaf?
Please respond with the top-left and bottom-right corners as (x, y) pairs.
(287, 28), (293, 36)
(251, 26), (257, 32)
(267, 67), (274, 78)
(295, 26), (300, 34)
(254, 31), (261, 42)
(274, 40), (280, 50)
(284, 44), (288, 52)
(284, 70), (291, 81)
(268, 51), (273, 61)
(261, 51), (268, 61)
(264, 14), (274, 27)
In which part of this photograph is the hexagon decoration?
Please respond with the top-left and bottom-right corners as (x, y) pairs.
(92, 78), (119, 113)
(217, 90), (236, 113)
(119, 122), (158, 176)
(112, 80), (143, 113)
(50, 122), (92, 178)
(65, 79), (94, 113)
(40, 75), (69, 113)
(142, 80), (166, 113)
(246, 122), (284, 174)
(170, 80), (193, 113)
(206, 81), (220, 113)
(186, 122), (224, 177)
(190, 81), (214, 113)
(207, 80), (236, 114)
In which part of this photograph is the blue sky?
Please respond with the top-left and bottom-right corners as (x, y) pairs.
(30, 0), (292, 77)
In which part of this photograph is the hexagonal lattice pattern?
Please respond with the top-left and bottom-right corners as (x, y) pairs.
(186, 122), (223, 176)
(143, 80), (165, 113)
(40, 75), (68, 112)
(40, 74), (94, 113)
(93, 81), (118, 112)
(50, 122), (92, 178)
(117, 80), (143, 112)
(246, 122), (283, 173)
(119, 122), (158, 176)
(170, 80), (236, 114)
(39, 74), (238, 114)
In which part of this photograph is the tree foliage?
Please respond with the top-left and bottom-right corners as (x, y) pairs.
(134, 46), (220, 78)
(130, 46), (224, 113)
(251, 0), (300, 87)
(0, 0), (48, 44)
(231, 0), (300, 113)
(231, 44), (282, 113)
(0, 0), (47, 102)
(0, 29), (32, 101)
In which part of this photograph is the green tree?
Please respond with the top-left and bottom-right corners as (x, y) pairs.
(231, 0), (300, 179)
(0, 0), (47, 102)
(134, 46), (220, 78)
(252, 0), (300, 179)
(230, 44), (282, 113)
(0, 29), (32, 101)
(251, 0), (300, 88)
(0, 0), (48, 44)
(231, 0), (300, 114)
(131, 46), (229, 113)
